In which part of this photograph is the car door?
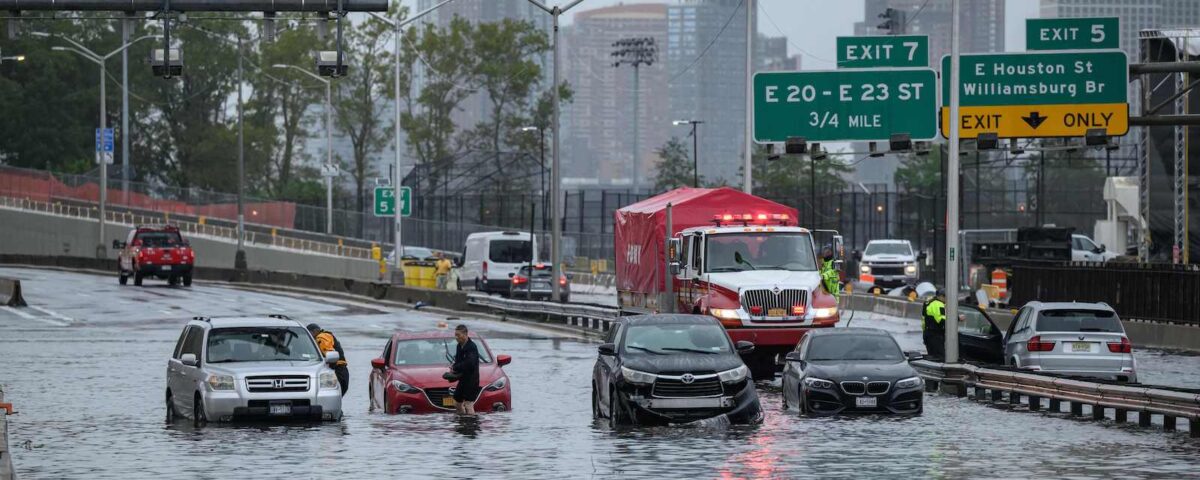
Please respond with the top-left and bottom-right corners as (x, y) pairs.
(371, 339), (393, 409)
(1004, 308), (1031, 365)
(957, 306), (1004, 364)
(166, 326), (192, 411)
(119, 229), (136, 270)
(594, 323), (623, 415)
(782, 336), (810, 406)
(177, 326), (206, 417)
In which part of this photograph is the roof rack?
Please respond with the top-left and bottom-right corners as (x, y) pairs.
(192, 316), (210, 322)
(268, 314), (291, 320)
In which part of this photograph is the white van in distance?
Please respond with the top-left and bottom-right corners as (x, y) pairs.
(461, 231), (538, 294)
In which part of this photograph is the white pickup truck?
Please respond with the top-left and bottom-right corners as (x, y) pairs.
(857, 239), (924, 289)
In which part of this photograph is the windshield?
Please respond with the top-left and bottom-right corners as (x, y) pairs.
(807, 334), (904, 362)
(489, 240), (532, 263)
(864, 242), (911, 256)
(393, 338), (492, 366)
(705, 233), (817, 273)
(136, 231), (182, 247)
(623, 324), (731, 355)
(1036, 310), (1122, 333)
(206, 327), (321, 363)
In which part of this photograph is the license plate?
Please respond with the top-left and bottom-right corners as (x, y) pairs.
(1072, 342), (1091, 352)
(855, 397), (877, 408)
(442, 397), (456, 407)
(160, 265), (171, 271)
(767, 308), (786, 317)
(533, 282), (550, 288)
(269, 404), (291, 416)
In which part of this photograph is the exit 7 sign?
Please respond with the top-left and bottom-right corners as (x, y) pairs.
(837, 35), (929, 68)
(374, 186), (412, 217)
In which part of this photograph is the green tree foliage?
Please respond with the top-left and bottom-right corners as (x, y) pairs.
(251, 19), (323, 200)
(654, 137), (699, 191)
(751, 145), (850, 203)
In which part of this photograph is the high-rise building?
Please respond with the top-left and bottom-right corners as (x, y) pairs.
(667, 0), (753, 185)
(562, 3), (670, 188)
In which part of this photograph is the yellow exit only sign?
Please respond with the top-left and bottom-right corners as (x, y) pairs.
(940, 103), (1128, 139)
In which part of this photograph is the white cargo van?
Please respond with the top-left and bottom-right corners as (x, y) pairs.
(461, 231), (538, 294)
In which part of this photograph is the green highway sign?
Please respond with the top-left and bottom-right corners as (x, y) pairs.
(373, 186), (412, 217)
(753, 68), (937, 142)
(1027, 17), (1119, 51)
(836, 35), (928, 68)
(939, 50), (1129, 139)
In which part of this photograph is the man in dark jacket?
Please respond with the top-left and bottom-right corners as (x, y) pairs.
(450, 324), (481, 415)
(921, 290), (947, 360)
(308, 323), (349, 396)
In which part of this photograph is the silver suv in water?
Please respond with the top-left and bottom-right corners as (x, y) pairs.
(1003, 302), (1137, 383)
(165, 316), (344, 425)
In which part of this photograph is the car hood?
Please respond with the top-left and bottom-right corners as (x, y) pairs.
(707, 270), (820, 290)
(862, 254), (915, 263)
(206, 360), (327, 376)
(390, 364), (504, 388)
(805, 360), (916, 381)
(621, 352), (744, 375)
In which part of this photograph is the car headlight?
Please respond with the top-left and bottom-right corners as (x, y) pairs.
(485, 377), (508, 392)
(905, 264), (917, 275)
(389, 379), (420, 393)
(860, 265), (871, 274)
(803, 377), (834, 389)
(206, 374), (235, 391)
(319, 372), (339, 391)
(717, 365), (749, 384)
(813, 307), (838, 319)
(619, 366), (656, 386)
(896, 376), (923, 389)
(709, 308), (741, 320)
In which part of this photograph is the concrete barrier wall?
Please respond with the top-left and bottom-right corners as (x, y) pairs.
(0, 277), (26, 307)
(0, 207), (379, 281)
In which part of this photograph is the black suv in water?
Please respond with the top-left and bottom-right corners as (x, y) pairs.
(591, 314), (763, 426)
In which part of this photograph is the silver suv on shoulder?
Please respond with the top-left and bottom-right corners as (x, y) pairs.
(165, 316), (344, 425)
(1003, 302), (1136, 383)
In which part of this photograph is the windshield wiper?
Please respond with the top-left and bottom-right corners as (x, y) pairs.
(627, 345), (665, 355)
(661, 347), (719, 355)
(708, 267), (745, 273)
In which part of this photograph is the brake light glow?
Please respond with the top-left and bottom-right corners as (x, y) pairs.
(756, 213), (768, 221)
(559, 275), (568, 286)
(1107, 336), (1132, 354)
(791, 304), (805, 316)
(512, 275), (528, 286)
(482, 261), (488, 275)
(1026, 335), (1056, 352)
(749, 305), (763, 316)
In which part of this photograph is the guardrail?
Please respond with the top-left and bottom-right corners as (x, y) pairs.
(911, 360), (1200, 437)
(0, 195), (375, 260)
(467, 293), (619, 335)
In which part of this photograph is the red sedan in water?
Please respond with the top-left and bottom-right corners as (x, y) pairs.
(368, 331), (512, 414)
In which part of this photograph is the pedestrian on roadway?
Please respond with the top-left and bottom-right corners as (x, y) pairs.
(922, 290), (947, 360)
(449, 324), (481, 415)
(308, 323), (350, 396)
(819, 247), (841, 298)
(435, 252), (453, 290)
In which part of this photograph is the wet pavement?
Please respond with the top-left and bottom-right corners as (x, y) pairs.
(1, 267), (1198, 478)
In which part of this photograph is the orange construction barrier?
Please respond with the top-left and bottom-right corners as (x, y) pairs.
(991, 268), (1008, 300)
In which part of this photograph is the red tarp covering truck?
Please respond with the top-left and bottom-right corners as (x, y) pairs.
(615, 187), (840, 378)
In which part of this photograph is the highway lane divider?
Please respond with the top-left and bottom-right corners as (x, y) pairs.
(467, 293), (619, 336)
(0, 277), (26, 307)
(911, 359), (1200, 438)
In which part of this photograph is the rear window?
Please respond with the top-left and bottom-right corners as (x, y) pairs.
(518, 265), (553, 277)
(489, 240), (532, 263)
(1036, 310), (1122, 333)
(136, 231), (182, 247)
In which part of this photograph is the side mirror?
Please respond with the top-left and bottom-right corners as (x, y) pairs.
(181, 239), (190, 246)
(497, 354), (512, 367)
(784, 351), (804, 363)
(1098, 244), (1107, 253)
(669, 262), (681, 276)
(734, 251), (746, 265)
(371, 358), (386, 369)
(112, 240), (126, 249)
(735, 340), (755, 354)
(180, 353), (198, 367)
(598, 343), (616, 356)
(508, 272), (515, 278)
(667, 238), (682, 262)
(905, 351), (924, 361)
(324, 351), (341, 365)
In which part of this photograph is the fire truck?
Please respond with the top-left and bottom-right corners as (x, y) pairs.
(615, 187), (841, 379)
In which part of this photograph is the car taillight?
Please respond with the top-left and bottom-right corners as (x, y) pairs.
(1027, 335), (1056, 352)
(749, 306), (763, 316)
(512, 275), (527, 286)
(792, 304), (805, 316)
(1107, 336), (1132, 354)
(559, 275), (567, 286)
(482, 261), (488, 275)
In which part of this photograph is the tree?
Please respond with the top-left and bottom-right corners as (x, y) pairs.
(751, 145), (850, 205)
(251, 21), (323, 199)
(654, 137), (698, 191)
(894, 146), (943, 194)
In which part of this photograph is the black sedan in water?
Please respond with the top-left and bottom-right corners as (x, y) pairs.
(592, 314), (763, 426)
(782, 328), (924, 415)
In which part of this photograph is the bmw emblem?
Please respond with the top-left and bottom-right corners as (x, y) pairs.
(681, 373), (696, 384)
(862, 376), (869, 381)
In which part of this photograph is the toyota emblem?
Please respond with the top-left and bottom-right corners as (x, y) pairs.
(680, 373), (696, 384)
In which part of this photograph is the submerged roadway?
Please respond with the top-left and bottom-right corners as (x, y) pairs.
(0, 266), (1197, 478)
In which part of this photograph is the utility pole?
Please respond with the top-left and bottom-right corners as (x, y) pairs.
(236, 36), (246, 269)
(742, 0), (754, 193)
(273, 64), (335, 235)
(121, 14), (130, 205)
(944, 0), (961, 365)
(612, 37), (657, 193)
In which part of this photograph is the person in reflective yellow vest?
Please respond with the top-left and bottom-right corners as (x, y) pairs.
(819, 248), (840, 298)
(922, 290), (947, 360)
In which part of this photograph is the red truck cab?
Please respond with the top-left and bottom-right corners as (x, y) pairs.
(114, 225), (195, 287)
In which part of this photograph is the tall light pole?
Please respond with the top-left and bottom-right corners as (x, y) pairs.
(121, 15), (131, 206)
(742, 0), (755, 193)
(0, 48), (25, 64)
(612, 37), (657, 193)
(274, 64), (334, 235)
(527, 0), (588, 303)
(521, 125), (547, 228)
(34, 31), (160, 258)
(235, 36), (247, 269)
(945, 0), (962, 365)
(673, 120), (703, 187)
(368, 0), (456, 284)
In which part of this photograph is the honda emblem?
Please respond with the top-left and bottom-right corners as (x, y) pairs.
(273, 379), (284, 389)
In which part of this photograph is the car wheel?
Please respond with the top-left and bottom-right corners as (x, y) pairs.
(193, 394), (207, 428)
(182, 274), (192, 287)
(134, 272), (143, 286)
(168, 275), (180, 287)
(165, 391), (177, 423)
(383, 394), (393, 415)
(608, 387), (631, 427)
(797, 390), (809, 415)
(591, 384), (600, 419)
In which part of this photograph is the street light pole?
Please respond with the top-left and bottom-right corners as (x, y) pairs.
(521, 125), (547, 228)
(236, 36), (247, 269)
(612, 37), (656, 193)
(743, 0), (754, 193)
(945, 0), (962, 365)
(121, 16), (130, 206)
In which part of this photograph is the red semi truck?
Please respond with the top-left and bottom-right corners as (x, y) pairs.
(615, 187), (840, 378)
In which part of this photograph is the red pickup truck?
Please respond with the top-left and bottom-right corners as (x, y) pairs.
(114, 225), (195, 287)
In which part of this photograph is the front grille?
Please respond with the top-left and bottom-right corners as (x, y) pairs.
(246, 375), (310, 393)
(424, 388), (454, 408)
(652, 375), (723, 398)
(742, 289), (808, 313)
(247, 399), (310, 408)
(869, 266), (905, 276)
(840, 381), (866, 395)
(867, 381), (891, 395)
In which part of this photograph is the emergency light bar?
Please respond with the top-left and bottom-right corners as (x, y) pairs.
(710, 213), (792, 227)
